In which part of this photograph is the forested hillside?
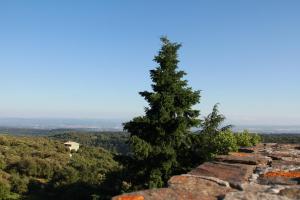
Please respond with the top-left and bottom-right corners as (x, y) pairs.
(260, 134), (300, 144)
(49, 132), (130, 155)
(0, 134), (121, 199)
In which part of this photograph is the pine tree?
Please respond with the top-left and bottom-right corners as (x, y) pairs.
(123, 37), (201, 188)
(201, 103), (233, 135)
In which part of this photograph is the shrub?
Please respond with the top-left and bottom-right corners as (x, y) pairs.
(235, 130), (261, 147)
(250, 133), (261, 146)
(51, 166), (79, 188)
(0, 181), (11, 200)
(211, 130), (238, 155)
(13, 158), (37, 176)
(0, 158), (6, 170)
(9, 173), (28, 194)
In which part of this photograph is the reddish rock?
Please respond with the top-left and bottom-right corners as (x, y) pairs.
(258, 170), (300, 185)
(188, 162), (255, 189)
(114, 195), (144, 200)
(113, 176), (233, 200)
(168, 175), (233, 191)
(112, 143), (300, 200)
(215, 153), (270, 165)
(112, 188), (180, 200)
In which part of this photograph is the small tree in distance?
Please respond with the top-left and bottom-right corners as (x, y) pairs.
(124, 37), (201, 188)
(201, 103), (233, 135)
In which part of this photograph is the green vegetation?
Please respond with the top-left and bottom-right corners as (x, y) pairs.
(123, 37), (201, 189)
(260, 134), (300, 144)
(0, 134), (120, 199)
(235, 130), (261, 147)
(0, 37), (269, 199)
(192, 104), (261, 161)
(121, 37), (262, 190)
(50, 131), (130, 155)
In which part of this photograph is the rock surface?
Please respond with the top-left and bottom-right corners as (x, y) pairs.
(189, 161), (255, 188)
(279, 187), (300, 199)
(113, 143), (300, 200)
(215, 152), (271, 165)
(224, 191), (292, 200)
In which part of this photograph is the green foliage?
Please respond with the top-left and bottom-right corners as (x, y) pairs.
(201, 104), (232, 135)
(260, 134), (300, 144)
(235, 130), (261, 147)
(235, 131), (252, 146)
(211, 130), (238, 155)
(0, 134), (121, 199)
(192, 130), (238, 161)
(129, 136), (152, 160)
(0, 159), (5, 170)
(50, 131), (130, 155)
(250, 133), (261, 145)
(9, 173), (29, 194)
(189, 104), (236, 160)
(149, 169), (164, 188)
(0, 181), (10, 200)
(124, 37), (201, 188)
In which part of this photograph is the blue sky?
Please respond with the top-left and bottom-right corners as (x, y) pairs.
(0, 0), (299, 125)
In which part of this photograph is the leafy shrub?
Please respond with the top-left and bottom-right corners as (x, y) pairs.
(211, 130), (238, 155)
(250, 133), (261, 145)
(0, 134), (120, 199)
(9, 173), (29, 194)
(0, 181), (11, 200)
(235, 130), (261, 147)
(51, 166), (79, 188)
(149, 169), (164, 188)
(0, 158), (6, 170)
(12, 158), (37, 177)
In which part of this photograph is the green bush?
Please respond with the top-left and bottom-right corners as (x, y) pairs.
(0, 158), (6, 170)
(149, 169), (164, 188)
(211, 130), (238, 155)
(0, 181), (11, 200)
(51, 166), (80, 188)
(250, 133), (261, 145)
(9, 173), (28, 194)
(235, 130), (261, 147)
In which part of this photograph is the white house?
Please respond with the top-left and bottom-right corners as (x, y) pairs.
(64, 141), (80, 152)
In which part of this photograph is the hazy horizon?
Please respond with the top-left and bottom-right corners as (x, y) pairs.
(0, 117), (300, 134)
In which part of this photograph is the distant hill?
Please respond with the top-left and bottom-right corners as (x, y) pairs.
(0, 118), (124, 131)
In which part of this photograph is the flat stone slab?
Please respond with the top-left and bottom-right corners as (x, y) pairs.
(113, 175), (233, 200)
(268, 152), (300, 161)
(271, 160), (300, 170)
(224, 191), (292, 200)
(188, 161), (255, 188)
(112, 143), (300, 200)
(258, 170), (300, 185)
(215, 152), (271, 165)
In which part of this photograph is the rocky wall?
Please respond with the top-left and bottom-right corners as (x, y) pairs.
(113, 143), (300, 200)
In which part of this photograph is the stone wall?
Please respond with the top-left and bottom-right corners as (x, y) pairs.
(113, 143), (300, 200)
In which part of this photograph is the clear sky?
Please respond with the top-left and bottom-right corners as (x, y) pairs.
(0, 0), (299, 125)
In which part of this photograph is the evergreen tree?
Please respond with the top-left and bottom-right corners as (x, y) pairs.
(196, 104), (235, 160)
(124, 37), (201, 188)
(201, 103), (232, 135)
